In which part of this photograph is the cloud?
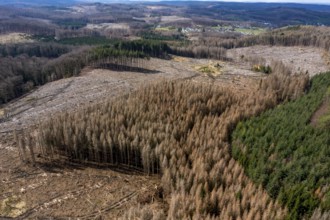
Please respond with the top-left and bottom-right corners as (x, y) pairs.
(125, 0), (330, 4)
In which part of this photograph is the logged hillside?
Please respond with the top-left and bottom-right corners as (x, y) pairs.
(15, 67), (309, 219)
(232, 72), (330, 219)
(248, 26), (330, 50)
(0, 40), (172, 105)
(197, 26), (330, 52)
(2, 2), (330, 219)
(3, 25), (330, 106)
(0, 37), (232, 105)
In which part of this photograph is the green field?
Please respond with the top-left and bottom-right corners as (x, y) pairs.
(235, 27), (267, 35)
(155, 26), (176, 32)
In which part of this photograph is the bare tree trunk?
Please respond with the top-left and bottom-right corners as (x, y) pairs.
(27, 135), (36, 165)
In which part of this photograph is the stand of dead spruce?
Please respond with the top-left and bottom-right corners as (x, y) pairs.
(14, 64), (310, 219)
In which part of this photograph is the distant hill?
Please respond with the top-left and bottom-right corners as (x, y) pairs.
(149, 1), (330, 26)
(0, 0), (77, 6)
(212, 2), (330, 12)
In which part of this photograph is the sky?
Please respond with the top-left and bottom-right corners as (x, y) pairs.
(84, 0), (330, 5)
(211, 0), (330, 3)
(197, 0), (330, 3)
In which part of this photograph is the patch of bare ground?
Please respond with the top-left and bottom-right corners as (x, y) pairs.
(322, 50), (330, 69)
(147, 6), (170, 10)
(311, 98), (329, 127)
(0, 147), (163, 219)
(70, 5), (98, 15)
(161, 16), (191, 23)
(159, 16), (193, 27)
(0, 33), (34, 45)
(85, 23), (130, 31)
(228, 46), (329, 77)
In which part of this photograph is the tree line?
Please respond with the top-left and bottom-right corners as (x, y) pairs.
(0, 43), (71, 58)
(0, 40), (168, 105)
(0, 19), (55, 36)
(170, 45), (229, 61)
(89, 44), (150, 71)
(0, 45), (91, 104)
(112, 40), (171, 59)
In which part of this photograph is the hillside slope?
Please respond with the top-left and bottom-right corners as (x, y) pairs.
(232, 72), (330, 219)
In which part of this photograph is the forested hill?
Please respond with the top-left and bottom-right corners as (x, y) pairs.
(150, 1), (330, 26)
(0, 0), (77, 6)
(158, 2), (330, 12)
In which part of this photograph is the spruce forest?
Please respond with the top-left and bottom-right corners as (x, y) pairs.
(0, 1), (330, 219)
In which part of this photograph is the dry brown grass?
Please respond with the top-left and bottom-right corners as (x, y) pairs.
(172, 56), (188, 62)
(194, 61), (224, 77)
(0, 33), (34, 44)
(323, 50), (330, 68)
(0, 109), (4, 118)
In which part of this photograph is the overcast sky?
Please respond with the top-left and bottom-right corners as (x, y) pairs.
(123, 0), (330, 4)
(80, 0), (330, 5)
(206, 0), (330, 3)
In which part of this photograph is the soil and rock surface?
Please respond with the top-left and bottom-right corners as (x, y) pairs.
(228, 46), (330, 76)
(0, 46), (328, 219)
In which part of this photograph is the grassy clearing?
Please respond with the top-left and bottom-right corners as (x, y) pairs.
(0, 196), (27, 218)
(155, 26), (176, 32)
(0, 33), (34, 44)
(235, 27), (267, 35)
(210, 25), (266, 35)
(194, 62), (223, 77)
(252, 64), (272, 74)
(172, 56), (188, 62)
